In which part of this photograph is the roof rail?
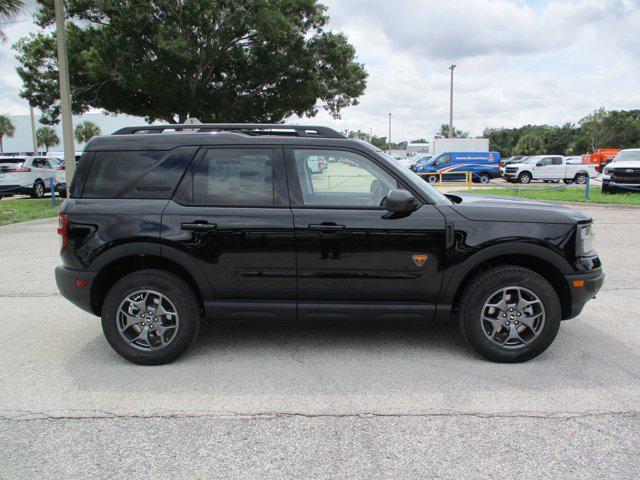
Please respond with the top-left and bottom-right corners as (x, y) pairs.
(111, 123), (346, 139)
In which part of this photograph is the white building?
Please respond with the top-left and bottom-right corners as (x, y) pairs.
(1, 112), (154, 154)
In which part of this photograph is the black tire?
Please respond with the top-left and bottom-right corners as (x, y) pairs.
(601, 183), (610, 194)
(563, 179), (572, 184)
(574, 173), (588, 184)
(477, 173), (490, 184)
(458, 266), (561, 363)
(101, 269), (201, 365)
(31, 180), (45, 198)
(58, 187), (68, 198)
(518, 172), (532, 184)
(427, 174), (438, 184)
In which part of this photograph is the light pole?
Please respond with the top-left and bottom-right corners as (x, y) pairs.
(29, 106), (38, 155)
(448, 64), (456, 139)
(388, 113), (392, 155)
(54, 0), (76, 184)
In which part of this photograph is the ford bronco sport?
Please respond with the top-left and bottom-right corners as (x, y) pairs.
(55, 124), (604, 364)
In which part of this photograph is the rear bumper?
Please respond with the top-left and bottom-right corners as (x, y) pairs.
(0, 184), (22, 194)
(563, 268), (604, 320)
(55, 266), (97, 315)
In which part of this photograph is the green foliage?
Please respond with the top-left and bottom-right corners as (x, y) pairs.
(485, 109), (640, 157)
(0, 0), (24, 42)
(435, 124), (469, 138)
(36, 126), (59, 152)
(15, 0), (367, 125)
(74, 120), (101, 144)
(0, 114), (16, 153)
(456, 187), (640, 206)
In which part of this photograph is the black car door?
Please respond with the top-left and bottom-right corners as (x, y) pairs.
(285, 146), (446, 321)
(161, 146), (297, 319)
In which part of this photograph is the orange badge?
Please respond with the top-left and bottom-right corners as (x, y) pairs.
(412, 254), (428, 267)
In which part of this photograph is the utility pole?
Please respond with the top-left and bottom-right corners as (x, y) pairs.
(54, 0), (76, 184)
(388, 113), (392, 155)
(29, 106), (38, 155)
(449, 64), (456, 139)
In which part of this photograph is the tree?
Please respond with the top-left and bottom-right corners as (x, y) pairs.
(410, 138), (429, 144)
(0, 0), (23, 42)
(15, 0), (367, 125)
(0, 114), (16, 153)
(577, 108), (640, 151)
(512, 133), (545, 155)
(435, 124), (469, 139)
(36, 126), (59, 153)
(74, 121), (101, 144)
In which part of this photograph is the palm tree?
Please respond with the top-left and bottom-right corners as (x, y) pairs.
(74, 121), (102, 144)
(36, 126), (60, 153)
(0, 115), (16, 153)
(0, 0), (24, 42)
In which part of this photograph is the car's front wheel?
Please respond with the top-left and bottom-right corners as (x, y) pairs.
(427, 174), (439, 184)
(458, 266), (561, 362)
(518, 172), (532, 184)
(101, 269), (201, 365)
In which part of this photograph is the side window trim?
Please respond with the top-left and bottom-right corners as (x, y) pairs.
(283, 145), (424, 210)
(173, 145), (289, 208)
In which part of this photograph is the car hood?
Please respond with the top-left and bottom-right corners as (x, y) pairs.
(448, 194), (591, 224)
(608, 161), (640, 169)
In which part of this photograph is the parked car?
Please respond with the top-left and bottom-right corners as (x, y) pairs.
(503, 156), (597, 184)
(408, 154), (433, 171)
(414, 151), (501, 183)
(306, 156), (327, 174)
(501, 156), (526, 167)
(56, 123), (603, 365)
(601, 148), (640, 194)
(0, 155), (65, 198)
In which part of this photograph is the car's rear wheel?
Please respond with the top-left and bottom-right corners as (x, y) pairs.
(476, 173), (490, 184)
(101, 269), (200, 365)
(574, 173), (588, 184)
(458, 266), (561, 362)
(518, 172), (532, 184)
(31, 180), (45, 198)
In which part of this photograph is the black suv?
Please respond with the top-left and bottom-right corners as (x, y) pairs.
(55, 124), (603, 364)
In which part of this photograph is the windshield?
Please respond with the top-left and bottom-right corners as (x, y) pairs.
(522, 157), (539, 164)
(612, 150), (640, 163)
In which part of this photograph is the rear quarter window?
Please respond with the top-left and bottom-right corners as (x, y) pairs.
(81, 147), (197, 199)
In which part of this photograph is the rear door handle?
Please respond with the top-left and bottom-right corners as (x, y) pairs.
(309, 223), (345, 233)
(181, 221), (217, 231)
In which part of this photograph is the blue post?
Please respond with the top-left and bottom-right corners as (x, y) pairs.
(585, 172), (590, 201)
(49, 178), (57, 207)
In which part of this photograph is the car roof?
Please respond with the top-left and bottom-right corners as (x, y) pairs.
(84, 124), (368, 152)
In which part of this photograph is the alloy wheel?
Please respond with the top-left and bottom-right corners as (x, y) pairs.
(480, 286), (545, 349)
(116, 289), (180, 351)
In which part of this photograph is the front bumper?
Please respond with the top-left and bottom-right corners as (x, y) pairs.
(55, 266), (97, 315)
(563, 267), (604, 320)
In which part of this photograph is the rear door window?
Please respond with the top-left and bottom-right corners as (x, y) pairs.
(181, 148), (276, 206)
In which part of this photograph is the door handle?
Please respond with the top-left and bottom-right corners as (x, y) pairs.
(309, 223), (345, 233)
(181, 221), (217, 231)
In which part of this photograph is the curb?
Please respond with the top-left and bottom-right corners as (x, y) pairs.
(0, 216), (58, 229)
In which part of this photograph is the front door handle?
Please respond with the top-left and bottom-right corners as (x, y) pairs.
(309, 223), (345, 233)
(181, 221), (217, 231)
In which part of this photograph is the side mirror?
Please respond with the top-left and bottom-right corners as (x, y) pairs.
(385, 189), (417, 213)
(536, 161), (544, 166)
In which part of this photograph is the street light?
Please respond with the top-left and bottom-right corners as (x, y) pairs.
(388, 113), (392, 155)
(449, 64), (456, 139)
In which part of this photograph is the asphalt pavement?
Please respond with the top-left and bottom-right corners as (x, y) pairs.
(1, 203), (639, 479)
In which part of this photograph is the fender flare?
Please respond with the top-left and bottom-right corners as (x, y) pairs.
(438, 242), (574, 305)
(88, 241), (213, 300)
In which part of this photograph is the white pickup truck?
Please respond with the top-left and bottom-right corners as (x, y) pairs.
(502, 155), (598, 184)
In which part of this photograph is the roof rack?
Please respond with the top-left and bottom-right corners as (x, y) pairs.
(112, 123), (346, 139)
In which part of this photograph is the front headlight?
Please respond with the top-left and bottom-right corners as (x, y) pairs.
(603, 167), (611, 175)
(576, 223), (595, 256)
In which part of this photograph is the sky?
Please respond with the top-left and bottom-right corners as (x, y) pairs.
(1, 0), (640, 141)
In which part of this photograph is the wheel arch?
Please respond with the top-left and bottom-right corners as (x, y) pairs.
(441, 244), (573, 320)
(89, 244), (212, 316)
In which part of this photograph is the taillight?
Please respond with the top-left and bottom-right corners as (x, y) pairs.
(57, 214), (68, 251)
(8, 167), (31, 173)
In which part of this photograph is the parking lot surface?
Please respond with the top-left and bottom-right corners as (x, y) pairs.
(1, 203), (639, 478)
